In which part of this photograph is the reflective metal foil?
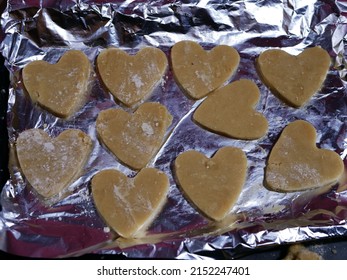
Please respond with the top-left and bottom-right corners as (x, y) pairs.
(0, 0), (347, 258)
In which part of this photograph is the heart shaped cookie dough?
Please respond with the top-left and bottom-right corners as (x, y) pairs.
(193, 79), (268, 140)
(174, 147), (247, 221)
(257, 47), (331, 107)
(96, 102), (172, 170)
(91, 168), (169, 238)
(16, 128), (93, 198)
(171, 40), (240, 99)
(265, 120), (344, 192)
(22, 50), (91, 118)
(97, 47), (168, 107)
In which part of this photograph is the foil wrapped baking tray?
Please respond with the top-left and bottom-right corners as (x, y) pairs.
(0, 0), (347, 258)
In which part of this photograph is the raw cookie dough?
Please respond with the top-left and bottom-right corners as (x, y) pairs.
(174, 147), (247, 221)
(16, 128), (93, 198)
(22, 50), (91, 118)
(97, 47), (168, 107)
(193, 79), (268, 140)
(171, 40), (240, 99)
(283, 244), (323, 260)
(257, 47), (331, 107)
(96, 102), (172, 170)
(265, 120), (344, 192)
(91, 168), (169, 238)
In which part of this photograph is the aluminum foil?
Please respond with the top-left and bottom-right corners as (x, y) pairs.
(0, 0), (347, 258)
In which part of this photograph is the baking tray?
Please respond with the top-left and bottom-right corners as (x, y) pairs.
(0, 0), (347, 259)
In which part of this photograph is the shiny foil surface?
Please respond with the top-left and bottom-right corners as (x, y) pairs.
(0, 0), (347, 258)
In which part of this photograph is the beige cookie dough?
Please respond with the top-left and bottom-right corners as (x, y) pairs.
(171, 40), (240, 99)
(97, 47), (168, 107)
(91, 168), (169, 238)
(22, 50), (91, 118)
(283, 244), (323, 260)
(257, 47), (331, 107)
(96, 102), (172, 170)
(16, 128), (93, 198)
(193, 79), (268, 140)
(265, 120), (344, 192)
(175, 147), (247, 221)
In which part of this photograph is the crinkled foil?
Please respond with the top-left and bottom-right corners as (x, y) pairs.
(0, 0), (347, 259)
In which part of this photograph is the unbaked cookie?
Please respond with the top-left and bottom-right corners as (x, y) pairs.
(257, 47), (331, 107)
(97, 47), (167, 107)
(265, 120), (344, 192)
(22, 50), (91, 118)
(193, 79), (268, 140)
(16, 128), (93, 198)
(91, 168), (169, 238)
(171, 40), (240, 99)
(96, 102), (172, 170)
(174, 147), (247, 221)
(283, 244), (323, 260)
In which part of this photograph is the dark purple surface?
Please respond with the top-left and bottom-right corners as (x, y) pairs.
(0, 54), (9, 204)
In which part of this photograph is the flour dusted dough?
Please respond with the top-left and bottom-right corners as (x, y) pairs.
(193, 79), (268, 140)
(265, 120), (344, 192)
(257, 47), (331, 107)
(171, 40), (240, 99)
(22, 50), (91, 118)
(96, 102), (172, 170)
(97, 47), (167, 107)
(175, 147), (247, 221)
(16, 129), (93, 198)
(91, 168), (169, 238)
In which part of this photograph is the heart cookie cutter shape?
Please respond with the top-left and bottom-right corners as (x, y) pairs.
(193, 79), (268, 140)
(96, 102), (172, 170)
(22, 50), (91, 118)
(16, 128), (93, 198)
(97, 47), (168, 107)
(91, 168), (169, 238)
(265, 120), (344, 192)
(171, 40), (240, 99)
(174, 147), (248, 221)
(257, 47), (331, 107)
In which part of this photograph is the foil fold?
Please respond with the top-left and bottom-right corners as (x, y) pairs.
(0, 0), (347, 259)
